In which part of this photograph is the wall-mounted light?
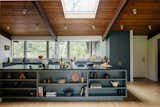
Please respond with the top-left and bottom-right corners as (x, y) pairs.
(132, 9), (137, 15)
(91, 25), (96, 30)
(120, 25), (124, 30)
(148, 25), (152, 30)
(22, 9), (28, 15)
(64, 25), (68, 30)
(6, 26), (10, 30)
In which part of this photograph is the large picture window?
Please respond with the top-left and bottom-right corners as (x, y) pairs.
(57, 41), (68, 58)
(49, 41), (55, 58)
(26, 41), (47, 58)
(13, 41), (24, 58)
(70, 41), (90, 58)
(12, 40), (102, 59)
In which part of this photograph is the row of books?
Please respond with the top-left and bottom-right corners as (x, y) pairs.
(38, 87), (56, 97)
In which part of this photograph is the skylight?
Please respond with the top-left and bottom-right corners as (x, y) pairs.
(61, 0), (100, 18)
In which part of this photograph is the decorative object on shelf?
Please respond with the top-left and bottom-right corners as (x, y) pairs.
(80, 86), (87, 96)
(46, 91), (56, 97)
(41, 59), (49, 69)
(90, 72), (97, 79)
(19, 73), (26, 80)
(81, 73), (84, 83)
(7, 57), (12, 63)
(38, 86), (43, 97)
(57, 78), (66, 84)
(90, 83), (102, 88)
(43, 79), (47, 83)
(71, 73), (80, 82)
(29, 65), (32, 69)
(47, 79), (52, 83)
(104, 73), (110, 79)
(6, 73), (12, 79)
(38, 55), (43, 60)
(29, 91), (35, 96)
(64, 88), (73, 96)
(101, 63), (112, 68)
(111, 81), (119, 87)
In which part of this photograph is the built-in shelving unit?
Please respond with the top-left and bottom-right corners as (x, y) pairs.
(0, 69), (127, 101)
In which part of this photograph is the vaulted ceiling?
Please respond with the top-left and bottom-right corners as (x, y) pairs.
(112, 0), (160, 37)
(0, 0), (160, 39)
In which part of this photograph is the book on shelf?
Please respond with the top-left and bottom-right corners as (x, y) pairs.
(46, 92), (56, 97)
(38, 87), (43, 97)
(90, 83), (102, 88)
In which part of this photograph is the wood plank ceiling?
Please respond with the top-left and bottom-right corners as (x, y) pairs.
(0, 0), (160, 37)
(112, 0), (160, 36)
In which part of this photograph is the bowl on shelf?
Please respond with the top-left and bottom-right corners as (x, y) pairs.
(57, 78), (66, 84)
(63, 88), (73, 96)
(111, 81), (119, 87)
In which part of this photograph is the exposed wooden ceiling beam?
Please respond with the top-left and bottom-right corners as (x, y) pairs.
(102, 0), (128, 40)
(0, 28), (12, 40)
(32, 1), (57, 40)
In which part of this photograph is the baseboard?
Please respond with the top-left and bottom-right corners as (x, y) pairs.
(134, 77), (146, 79)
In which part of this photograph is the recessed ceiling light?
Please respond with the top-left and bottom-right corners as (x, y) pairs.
(35, 24), (39, 31)
(64, 25), (68, 30)
(22, 9), (27, 15)
(91, 25), (96, 30)
(120, 25), (124, 30)
(132, 9), (137, 15)
(6, 26), (10, 30)
(148, 25), (152, 30)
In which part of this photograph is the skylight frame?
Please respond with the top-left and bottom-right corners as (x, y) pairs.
(61, 0), (100, 19)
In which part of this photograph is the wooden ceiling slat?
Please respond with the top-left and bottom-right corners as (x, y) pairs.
(103, 0), (128, 40)
(32, 1), (57, 40)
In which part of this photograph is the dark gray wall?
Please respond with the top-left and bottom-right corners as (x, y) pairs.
(107, 31), (130, 80)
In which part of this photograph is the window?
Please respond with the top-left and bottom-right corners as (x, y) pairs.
(70, 41), (90, 58)
(49, 41), (55, 58)
(26, 41), (47, 58)
(57, 41), (68, 58)
(13, 41), (24, 58)
(61, 0), (100, 18)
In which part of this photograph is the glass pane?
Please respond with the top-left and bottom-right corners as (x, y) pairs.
(58, 41), (68, 58)
(49, 41), (55, 58)
(61, 0), (99, 18)
(70, 41), (90, 58)
(26, 41), (47, 58)
(13, 41), (24, 58)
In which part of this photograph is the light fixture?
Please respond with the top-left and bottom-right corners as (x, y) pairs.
(132, 9), (137, 15)
(120, 25), (124, 30)
(6, 26), (10, 30)
(35, 24), (39, 31)
(91, 25), (96, 30)
(148, 25), (152, 30)
(64, 25), (68, 30)
(61, 0), (100, 18)
(22, 9), (27, 15)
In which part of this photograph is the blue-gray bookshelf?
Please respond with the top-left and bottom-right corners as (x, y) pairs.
(0, 69), (127, 101)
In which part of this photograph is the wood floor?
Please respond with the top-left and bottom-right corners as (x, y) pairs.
(0, 79), (159, 107)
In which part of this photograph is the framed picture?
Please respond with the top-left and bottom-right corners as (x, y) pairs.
(4, 45), (10, 50)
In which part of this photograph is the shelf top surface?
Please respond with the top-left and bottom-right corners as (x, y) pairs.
(0, 64), (126, 71)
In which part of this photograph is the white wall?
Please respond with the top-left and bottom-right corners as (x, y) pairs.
(148, 33), (160, 81)
(0, 34), (11, 68)
(133, 36), (148, 78)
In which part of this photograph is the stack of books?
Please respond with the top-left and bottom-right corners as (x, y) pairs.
(90, 83), (102, 88)
(46, 92), (56, 97)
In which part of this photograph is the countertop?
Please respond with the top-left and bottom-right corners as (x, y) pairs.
(0, 64), (126, 70)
